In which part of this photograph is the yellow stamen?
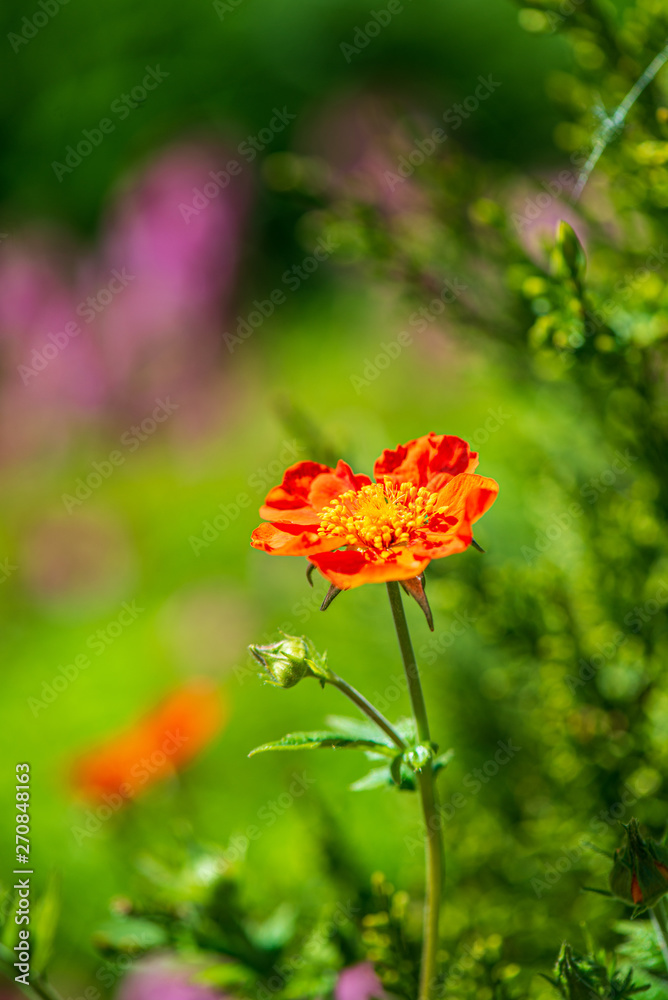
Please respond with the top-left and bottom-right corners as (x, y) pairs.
(317, 479), (447, 551)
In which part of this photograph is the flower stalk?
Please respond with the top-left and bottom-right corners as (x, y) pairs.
(327, 671), (407, 751)
(650, 898), (668, 972)
(387, 581), (443, 1000)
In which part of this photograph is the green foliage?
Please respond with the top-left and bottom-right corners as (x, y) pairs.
(8, 0), (668, 996)
(248, 731), (399, 757)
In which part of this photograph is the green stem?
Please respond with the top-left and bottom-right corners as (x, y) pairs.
(327, 673), (406, 750)
(650, 899), (668, 972)
(386, 581), (443, 1000)
(386, 582), (430, 742)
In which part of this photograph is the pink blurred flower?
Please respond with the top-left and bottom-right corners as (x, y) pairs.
(96, 141), (249, 417)
(336, 962), (386, 1000)
(0, 139), (250, 461)
(117, 956), (223, 1000)
(309, 93), (430, 215)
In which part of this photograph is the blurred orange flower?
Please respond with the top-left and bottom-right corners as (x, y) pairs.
(251, 433), (498, 589)
(73, 681), (225, 802)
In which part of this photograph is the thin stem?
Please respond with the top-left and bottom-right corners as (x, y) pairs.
(651, 899), (668, 973)
(386, 582), (430, 743)
(327, 672), (406, 750)
(572, 38), (668, 203)
(386, 581), (443, 1000)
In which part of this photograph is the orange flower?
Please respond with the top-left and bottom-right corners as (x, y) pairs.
(73, 681), (225, 802)
(251, 433), (498, 590)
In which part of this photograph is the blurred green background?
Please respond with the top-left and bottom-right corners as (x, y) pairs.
(3, 0), (668, 997)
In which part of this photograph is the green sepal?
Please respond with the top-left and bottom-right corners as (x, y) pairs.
(404, 742), (437, 774)
(390, 753), (404, 787)
(433, 749), (455, 775)
(248, 731), (397, 758)
(249, 634), (333, 689)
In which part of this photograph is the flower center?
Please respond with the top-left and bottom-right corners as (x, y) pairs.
(318, 478), (447, 556)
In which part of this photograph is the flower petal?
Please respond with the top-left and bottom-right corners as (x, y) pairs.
(260, 460), (372, 524)
(412, 473), (498, 558)
(251, 521), (340, 557)
(261, 460), (335, 513)
(374, 433), (479, 490)
(308, 547), (430, 589)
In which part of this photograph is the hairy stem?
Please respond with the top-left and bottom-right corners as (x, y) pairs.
(327, 673), (406, 750)
(386, 581), (443, 1000)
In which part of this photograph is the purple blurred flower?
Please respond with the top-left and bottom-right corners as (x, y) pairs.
(310, 93), (429, 214)
(336, 962), (386, 1000)
(0, 138), (250, 460)
(117, 956), (223, 1000)
(96, 141), (249, 417)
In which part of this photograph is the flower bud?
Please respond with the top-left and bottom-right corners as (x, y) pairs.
(249, 634), (329, 689)
(608, 818), (668, 910)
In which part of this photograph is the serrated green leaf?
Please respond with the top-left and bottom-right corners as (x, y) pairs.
(249, 732), (396, 757)
(325, 715), (397, 748)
